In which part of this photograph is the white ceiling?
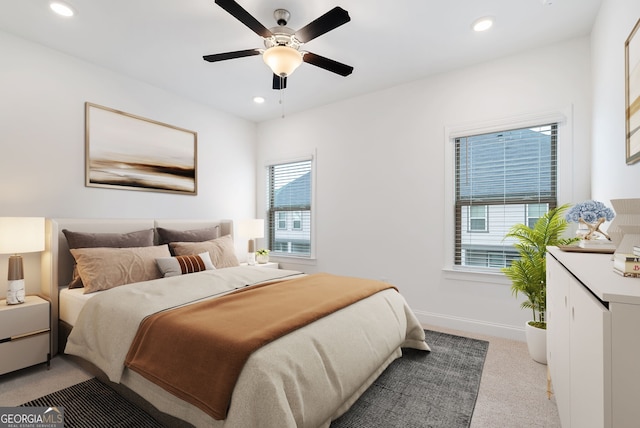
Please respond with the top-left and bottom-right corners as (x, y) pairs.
(0, 0), (602, 123)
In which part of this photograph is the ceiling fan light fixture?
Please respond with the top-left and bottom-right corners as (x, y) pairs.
(263, 46), (303, 77)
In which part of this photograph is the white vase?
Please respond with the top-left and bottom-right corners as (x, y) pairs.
(525, 321), (547, 364)
(256, 254), (269, 264)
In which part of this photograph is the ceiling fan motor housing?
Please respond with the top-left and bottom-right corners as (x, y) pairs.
(264, 10), (302, 50)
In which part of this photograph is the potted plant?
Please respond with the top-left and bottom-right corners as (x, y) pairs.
(501, 203), (578, 364)
(256, 249), (270, 264)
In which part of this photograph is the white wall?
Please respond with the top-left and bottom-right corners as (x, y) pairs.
(591, 0), (640, 201)
(0, 31), (258, 296)
(257, 37), (592, 340)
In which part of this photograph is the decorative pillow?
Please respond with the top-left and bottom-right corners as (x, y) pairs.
(170, 235), (240, 268)
(70, 245), (171, 294)
(63, 228), (155, 248)
(156, 252), (216, 277)
(63, 228), (155, 289)
(156, 226), (220, 246)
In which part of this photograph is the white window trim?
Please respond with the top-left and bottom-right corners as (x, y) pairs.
(442, 107), (575, 283)
(260, 150), (317, 262)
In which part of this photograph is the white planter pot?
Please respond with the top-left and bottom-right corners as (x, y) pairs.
(525, 322), (547, 365)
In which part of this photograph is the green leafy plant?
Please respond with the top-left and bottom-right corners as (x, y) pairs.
(256, 249), (270, 256)
(501, 204), (579, 329)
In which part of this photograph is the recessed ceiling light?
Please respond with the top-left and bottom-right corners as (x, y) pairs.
(472, 16), (494, 32)
(49, 1), (75, 17)
(253, 96), (265, 104)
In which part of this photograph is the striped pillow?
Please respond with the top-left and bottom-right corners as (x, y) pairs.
(156, 252), (215, 278)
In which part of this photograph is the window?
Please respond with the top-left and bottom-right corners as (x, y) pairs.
(277, 212), (286, 230)
(267, 159), (312, 257)
(292, 212), (302, 230)
(526, 203), (548, 228)
(468, 205), (488, 232)
(455, 124), (557, 269)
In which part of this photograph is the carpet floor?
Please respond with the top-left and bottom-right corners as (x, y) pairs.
(20, 330), (488, 428)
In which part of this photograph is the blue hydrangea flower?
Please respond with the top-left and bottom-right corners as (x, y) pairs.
(565, 200), (615, 223)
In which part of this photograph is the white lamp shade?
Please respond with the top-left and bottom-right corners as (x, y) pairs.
(263, 46), (303, 77)
(237, 219), (265, 239)
(0, 217), (45, 254)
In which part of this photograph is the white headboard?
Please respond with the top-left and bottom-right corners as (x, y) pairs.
(41, 218), (233, 355)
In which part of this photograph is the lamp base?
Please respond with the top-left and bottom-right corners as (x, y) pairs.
(247, 252), (256, 266)
(7, 279), (25, 305)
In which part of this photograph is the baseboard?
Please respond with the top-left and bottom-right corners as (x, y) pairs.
(413, 310), (526, 342)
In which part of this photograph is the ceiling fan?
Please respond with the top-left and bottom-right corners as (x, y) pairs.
(203, 0), (354, 90)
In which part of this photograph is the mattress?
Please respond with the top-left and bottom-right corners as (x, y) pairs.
(59, 287), (99, 326)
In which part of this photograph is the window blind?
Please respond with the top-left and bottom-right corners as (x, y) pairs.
(267, 159), (312, 256)
(454, 124), (558, 268)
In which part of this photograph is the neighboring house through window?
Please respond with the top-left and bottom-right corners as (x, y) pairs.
(468, 205), (488, 232)
(455, 124), (558, 269)
(267, 159), (312, 257)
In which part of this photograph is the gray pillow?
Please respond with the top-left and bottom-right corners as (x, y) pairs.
(63, 228), (155, 288)
(156, 226), (220, 246)
(63, 229), (154, 249)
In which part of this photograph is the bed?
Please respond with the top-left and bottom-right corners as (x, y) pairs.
(42, 218), (429, 428)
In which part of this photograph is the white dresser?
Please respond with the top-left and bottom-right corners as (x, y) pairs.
(546, 246), (640, 428)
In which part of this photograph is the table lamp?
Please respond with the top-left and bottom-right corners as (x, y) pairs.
(237, 219), (265, 266)
(0, 217), (45, 305)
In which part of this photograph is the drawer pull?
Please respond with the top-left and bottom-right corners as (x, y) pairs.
(10, 328), (50, 341)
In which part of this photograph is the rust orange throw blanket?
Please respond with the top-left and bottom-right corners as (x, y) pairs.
(124, 273), (396, 420)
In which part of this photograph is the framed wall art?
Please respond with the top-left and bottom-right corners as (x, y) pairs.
(85, 102), (197, 195)
(626, 18), (640, 165)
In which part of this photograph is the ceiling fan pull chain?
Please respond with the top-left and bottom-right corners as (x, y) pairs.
(280, 76), (286, 119)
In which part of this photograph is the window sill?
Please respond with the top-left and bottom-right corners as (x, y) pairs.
(442, 266), (511, 286)
(269, 255), (317, 267)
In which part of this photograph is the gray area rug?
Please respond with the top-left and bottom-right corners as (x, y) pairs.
(331, 329), (489, 428)
(20, 330), (488, 428)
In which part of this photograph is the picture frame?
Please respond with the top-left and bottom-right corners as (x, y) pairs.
(85, 102), (197, 195)
(625, 18), (640, 165)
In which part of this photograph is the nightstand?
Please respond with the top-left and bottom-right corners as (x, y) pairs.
(241, 261), (279, 269)
(0, 295), (50, 375)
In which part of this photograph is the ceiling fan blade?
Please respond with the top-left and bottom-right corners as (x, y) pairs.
(203, 48), (261, 62)
(272, 74), (287, 90)
(295, 7), (350, 43)
(215, 0), (273, 39)
(303, 52), (354, 77)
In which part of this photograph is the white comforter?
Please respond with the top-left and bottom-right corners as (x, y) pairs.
(65, 267), (429, 428)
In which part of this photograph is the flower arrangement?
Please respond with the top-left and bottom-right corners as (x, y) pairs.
(565, 200), (615, 240)
(256, 249), (270, 256)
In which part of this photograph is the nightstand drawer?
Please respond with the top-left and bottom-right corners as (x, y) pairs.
(0, 332), (49, 375)
(0, 296), (49, 339)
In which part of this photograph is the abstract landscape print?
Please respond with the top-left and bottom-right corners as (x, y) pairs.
(85, 102), (197, 195)
(626, 18), (640, 164)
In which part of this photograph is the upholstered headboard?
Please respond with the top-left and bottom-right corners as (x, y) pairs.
(41, 218), (233, 355)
